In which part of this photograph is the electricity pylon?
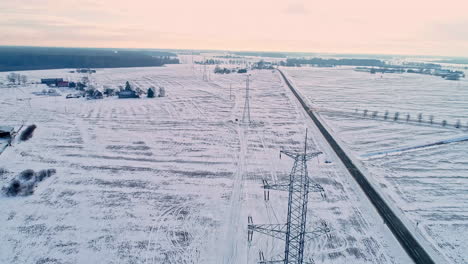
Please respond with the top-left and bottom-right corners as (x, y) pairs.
(248, 130), (330, 264)
(242, 74), (251, 123)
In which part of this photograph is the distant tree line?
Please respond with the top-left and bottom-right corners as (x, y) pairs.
(232, 51), (286, 58)
(402, 62), (441, 69)
(196, 59), (223, 65)
(214, 65), (248, 74)
(214, 55), (244, 59)
(197, 59), (248, 65)
(436, 58), (468, 65)
(283, 58), (386, 67)
(0, 46), (179, 72)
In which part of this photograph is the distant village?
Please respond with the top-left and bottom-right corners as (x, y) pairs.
(196, 59), (276, 75)
(203, 56), (466, 81)
(281, 58), (466, 81)
(41, 78), (165, 100)
(355, 65), (465, 80)
(3, 68), (166, 100)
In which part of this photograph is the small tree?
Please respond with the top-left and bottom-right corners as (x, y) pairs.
(20, 124), (37, 141)
(125, 81), (132, 91)
(20, 75), (28, 85)
(7, 73), (18, 84)
(159, 86), (165, 97)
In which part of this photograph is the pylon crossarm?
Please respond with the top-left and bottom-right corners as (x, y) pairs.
(280, 150), (322, 161)
(264, 182), (289, 191)
(304, 151), (323, 160)
(248, 224), (287, 240)
(309, 183), (324, 193)
(304, 226), (331, 240)
(280, 150), (299, 159)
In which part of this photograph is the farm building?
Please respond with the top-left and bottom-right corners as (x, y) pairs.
(118, 90), (139, 98)
(57, 81), (70, 87)
(41, 78), (64, 86)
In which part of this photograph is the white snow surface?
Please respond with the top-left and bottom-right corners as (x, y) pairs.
(283, 66), (468, 264)
(0, 65), (410, 264)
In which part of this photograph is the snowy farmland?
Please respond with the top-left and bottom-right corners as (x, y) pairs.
(0, 64), (414, 263)
(283, 66), (468, 264)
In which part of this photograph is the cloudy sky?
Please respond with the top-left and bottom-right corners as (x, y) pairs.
(1, 0), (467, 56)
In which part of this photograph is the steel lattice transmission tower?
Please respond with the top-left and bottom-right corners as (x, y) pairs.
(248, 130), (330, 264)
(242, 74), (251, 123)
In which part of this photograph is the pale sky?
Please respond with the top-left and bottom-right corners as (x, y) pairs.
(1, 0), (467, 56)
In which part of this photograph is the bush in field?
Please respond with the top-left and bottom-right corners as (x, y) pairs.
(4, 180), (21, 196)
(20, 124), (37, 141)
(2, 169), (56, 197)
(159, 87), (165, 97)
(125, 81), (132, 91)
(147, 87), (155, 98)
(36, 169), (56, 181)
(19, 169), (35, 181)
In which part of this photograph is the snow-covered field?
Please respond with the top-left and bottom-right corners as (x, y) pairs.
(0, 65), (410, 264)
(284, 66), (468, 264)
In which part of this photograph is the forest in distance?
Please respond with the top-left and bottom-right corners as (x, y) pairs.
(0, 46), (179, 72)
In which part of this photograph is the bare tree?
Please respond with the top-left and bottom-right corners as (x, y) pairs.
(7, 73), (18, 84)
(20, 75), (28, 85)
(159, 86), (166, 97)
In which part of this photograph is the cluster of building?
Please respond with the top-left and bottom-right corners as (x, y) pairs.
(38, 78), (165, 100)
(355, 67), (465, 80)
(117, 85), (164, 99)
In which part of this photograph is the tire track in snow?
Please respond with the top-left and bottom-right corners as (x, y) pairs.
(144, 204), (177, 264)
(221, 124), (247, 264)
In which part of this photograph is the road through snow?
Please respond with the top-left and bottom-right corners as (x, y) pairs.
(277, 69), (435, 264)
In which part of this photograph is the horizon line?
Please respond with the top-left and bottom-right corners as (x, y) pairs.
(1, 45), (466, 60)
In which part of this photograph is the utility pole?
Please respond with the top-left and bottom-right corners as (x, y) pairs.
(242, 75), (251, 123)
(203, 63), (208, 81)
(248, 130), (330, 264)
(191, 51), (194, 71)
